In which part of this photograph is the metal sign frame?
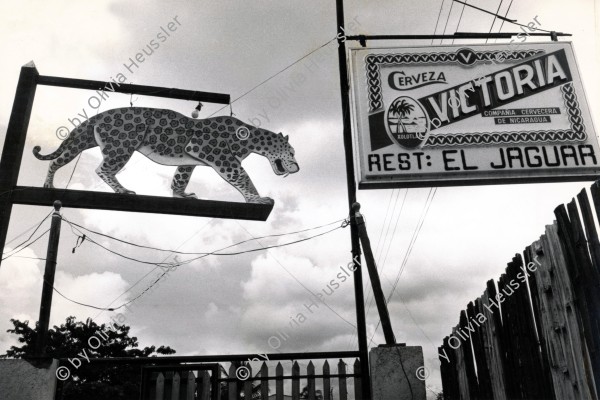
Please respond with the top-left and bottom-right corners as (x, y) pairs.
(349, 42), (600, 189)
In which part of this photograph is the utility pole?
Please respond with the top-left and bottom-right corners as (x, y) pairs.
(34, 200), (62, 356)
(335, 0), (371, 398)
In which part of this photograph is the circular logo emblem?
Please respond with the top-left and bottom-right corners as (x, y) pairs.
(384, 96), (429, 149)
(236, 126), (250, 140)
(456, 48), (477, 66)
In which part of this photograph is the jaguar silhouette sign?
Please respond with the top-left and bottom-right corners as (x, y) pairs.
(349, 42), (600, 188)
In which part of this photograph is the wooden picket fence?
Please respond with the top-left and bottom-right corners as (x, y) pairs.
(439, 182), (600, 400)
(140, 358), (361, 400)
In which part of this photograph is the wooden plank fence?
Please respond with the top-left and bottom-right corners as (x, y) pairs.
(439, 182), (600, 400)
(140, 358), (361, 400)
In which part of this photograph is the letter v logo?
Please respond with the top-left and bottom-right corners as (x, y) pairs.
(456, 48), (477, 66)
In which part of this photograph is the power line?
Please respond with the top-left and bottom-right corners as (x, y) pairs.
(387, 188), (437, 303)
(485, 0), (505, 44)
(368, 188), (437, 344)
(2, 229), (51, 261)
(364, 189), (408, 322)
(2, 214), (51, 257)
(53, 218), (347, 312)
(209, 37), (337, 117)
(494, 0), (515, 43)
(440, 0), (456, 44)
(93, 219), (216, 315)
(5, 211), (52, 246)
(431, 0), (447, 44)
(451, 0), (468, 44)
(452, 0), (513, 23)
(379, 189), (409, 279)
(233, 221), (357, 330)
(64, 218), (345, 268)
(63, 216), (344, 256)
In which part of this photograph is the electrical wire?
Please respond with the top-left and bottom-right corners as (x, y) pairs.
(431, 0), (447, 45)
(233, 220), (357, 330)
(209, 37), (337, 117)
(452, 0), (513, 23)
(387, 188), (437, 303)
(2, 214), (50, 257)
(93, 219), (215, 314)
(64, 218), (345, 268)
(485, 0), (504, 44)
(494, 0), (514, 43)
(368, 188), (437, 344)
(452, 0), (556, 34)
(53, 218), (348, 312)
(5, 211), (52, 246)
(362, 189), (408, 334)
(439, 0), (456, 44)
(451, 0), (468, 44)
(1, 229), (50, 261)
(62, 216), (344, 256)
(362, 190), (403, 322)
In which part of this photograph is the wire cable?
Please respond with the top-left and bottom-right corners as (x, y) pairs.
(233, 220), (357, 330)
(62, 216), (344, 256)
(54, 219), (347, 312)
(2, 214), (50, 257)
(440, 0), (456, 44)
(93, 219), (215, 314)
(368, 188), (437, 344)
(5, 211), (52, 246)
(1, 229), (50, 261)
(494, 0), (514, 43)
(209, 37), (337, 117)
(64, 218), (345, 268)
(451, 0), (468, 44)
(431, 0), (447, 44)
(485, 0), (504, 44)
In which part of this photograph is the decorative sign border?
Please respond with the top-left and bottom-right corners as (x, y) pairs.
(349, 43), (600, 189)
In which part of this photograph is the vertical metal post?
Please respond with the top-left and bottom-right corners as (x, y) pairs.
(34, 200), (62, 356)
(335, 0), (371, 398)
(0, 62), (39, 269)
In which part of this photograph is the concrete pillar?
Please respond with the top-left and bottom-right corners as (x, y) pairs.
(0, 359), (58, 400)
(370, 345), (427, 400)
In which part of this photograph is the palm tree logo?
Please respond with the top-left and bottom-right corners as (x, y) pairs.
(385, 96), (429, 149)
(388, 99), (415, 134)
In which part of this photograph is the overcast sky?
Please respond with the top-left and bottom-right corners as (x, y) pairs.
(0, 1), (598, 398)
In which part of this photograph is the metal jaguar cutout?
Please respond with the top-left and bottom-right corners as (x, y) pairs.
(33, 107), (299, 204)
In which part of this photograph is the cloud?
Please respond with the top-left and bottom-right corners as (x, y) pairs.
(0, 246), (131, 354)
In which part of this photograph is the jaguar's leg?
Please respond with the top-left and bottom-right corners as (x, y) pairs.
(44, 149), (83, 189)
(171, 166), (197, 198)
(95, 153), (136, 194)
(211, 160), (273, 204)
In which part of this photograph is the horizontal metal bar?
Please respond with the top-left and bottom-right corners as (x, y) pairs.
(358, 174), (600, 190)
(37, 75), (230, 104)
(54, 351), (361, 365)
(346, 32), (571, 41)
(11, 187), (272, 221)
(143, 364), (219, 372)
(218, 374), (361, 382)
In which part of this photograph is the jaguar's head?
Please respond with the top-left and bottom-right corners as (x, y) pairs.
(266, 132), (300, 177)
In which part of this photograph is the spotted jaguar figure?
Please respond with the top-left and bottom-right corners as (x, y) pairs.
(33, 107), (299, 204)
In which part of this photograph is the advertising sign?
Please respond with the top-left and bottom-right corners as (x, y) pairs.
(349, 43), (600, 188)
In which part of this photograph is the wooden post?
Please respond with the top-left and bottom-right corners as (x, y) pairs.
(0, 62), (39, 270)
(334, 0), (371, 397)
(34, 200), (62, 356)
(353, 202), (396, 345)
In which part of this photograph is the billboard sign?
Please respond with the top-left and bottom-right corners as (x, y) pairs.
(349, 42), (600, 188)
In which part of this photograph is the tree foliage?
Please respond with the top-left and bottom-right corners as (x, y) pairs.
(2, 316), (175, 400)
